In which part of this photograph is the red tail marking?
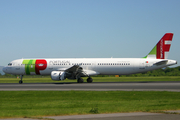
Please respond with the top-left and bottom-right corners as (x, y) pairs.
(156, 33), (173, 59)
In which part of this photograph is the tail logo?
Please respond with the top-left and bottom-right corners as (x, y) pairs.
(145, 33), (173, 59)
(157, 37), (172, 59)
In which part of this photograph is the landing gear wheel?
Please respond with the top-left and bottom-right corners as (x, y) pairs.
(77, 78), (84, 83)
(19, 75), (23, 84)
(19, 80), (23, 84)
(87, 77), (93, 83)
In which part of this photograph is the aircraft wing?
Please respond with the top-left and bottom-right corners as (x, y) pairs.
(60, 65), (99, 79)
(65, 65), (81, 73)
(57, 65), (82, 73)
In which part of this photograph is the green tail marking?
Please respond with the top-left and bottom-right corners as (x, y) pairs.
(143, 45), (157, 58)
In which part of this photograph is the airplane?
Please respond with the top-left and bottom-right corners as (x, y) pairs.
(3, 33), (177, 84)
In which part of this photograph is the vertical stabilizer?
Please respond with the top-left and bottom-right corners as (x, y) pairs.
(145, 33), (173, 59)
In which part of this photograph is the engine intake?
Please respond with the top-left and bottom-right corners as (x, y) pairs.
(51, 71), (66, 80)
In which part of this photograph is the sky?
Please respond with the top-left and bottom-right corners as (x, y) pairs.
(0, 0), (180, 67)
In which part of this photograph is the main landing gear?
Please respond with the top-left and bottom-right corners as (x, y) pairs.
(87, 77), (93, 83)
(77, 77), (93, 83)
(19, 75), (23, 84)
(77, 78), (84, 83)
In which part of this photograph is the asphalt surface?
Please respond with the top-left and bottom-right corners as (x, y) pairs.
(1, 112), (180, 120)
(0, 81), (180, 91)
(44, 112), (180, 120)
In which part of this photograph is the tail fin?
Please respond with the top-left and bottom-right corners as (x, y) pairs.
(144, 33), (173, 59)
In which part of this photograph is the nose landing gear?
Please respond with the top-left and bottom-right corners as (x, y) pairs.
(19, 75), (23, 84)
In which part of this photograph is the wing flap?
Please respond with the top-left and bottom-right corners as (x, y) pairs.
(83, 70), (100, 76)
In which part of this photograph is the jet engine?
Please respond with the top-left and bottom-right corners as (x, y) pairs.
(51, 71), (66, 80)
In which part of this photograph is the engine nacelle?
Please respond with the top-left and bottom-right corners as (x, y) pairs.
(51, 71), (66, 81)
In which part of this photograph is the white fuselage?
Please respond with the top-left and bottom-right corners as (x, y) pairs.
(3, 58), (177, 76)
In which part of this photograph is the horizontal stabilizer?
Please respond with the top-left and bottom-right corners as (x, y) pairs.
(153, 60), (168, 66)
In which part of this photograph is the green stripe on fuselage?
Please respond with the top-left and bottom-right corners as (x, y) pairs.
(22, 59), (36, 75)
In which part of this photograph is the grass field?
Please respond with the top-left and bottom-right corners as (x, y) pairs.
(0, 77), (180, 118)
(0, 91), (180, 118)
(0, 76), (180, 83)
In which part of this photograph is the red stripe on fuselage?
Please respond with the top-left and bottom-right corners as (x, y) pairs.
(35, 59), (47, 75)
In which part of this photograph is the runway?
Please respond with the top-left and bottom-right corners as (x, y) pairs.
(1, 112), (180, 120)
(0, 81), (180, 91)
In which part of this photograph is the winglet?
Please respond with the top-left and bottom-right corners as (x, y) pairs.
(144, 33), (173, 59)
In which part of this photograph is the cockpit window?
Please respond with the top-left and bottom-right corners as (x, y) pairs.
(8, 63), (12, 66)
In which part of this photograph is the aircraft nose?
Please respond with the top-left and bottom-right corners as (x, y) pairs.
(3, 67), (10, 74)
(3, 67), (7, 73)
